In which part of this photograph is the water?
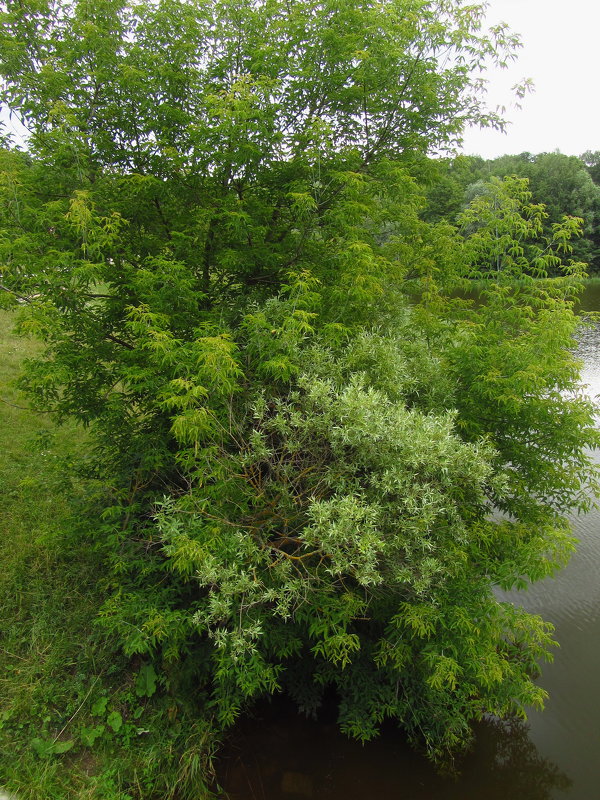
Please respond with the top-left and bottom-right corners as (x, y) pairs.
(218, 290), (600, 800)
(219, 708), (574, 799)
(513, 306), (600, 799)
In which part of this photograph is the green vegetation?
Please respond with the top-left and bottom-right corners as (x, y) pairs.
(0, 1), (598, 797)
(424, 151), (600, 272)
(0, 310), (221, 799)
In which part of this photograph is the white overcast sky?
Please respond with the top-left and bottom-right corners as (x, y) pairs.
(461, 0), (600, 159)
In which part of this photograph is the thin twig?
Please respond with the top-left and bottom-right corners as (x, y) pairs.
(0, 396), (59, 414)
(53, 674), (101, 743)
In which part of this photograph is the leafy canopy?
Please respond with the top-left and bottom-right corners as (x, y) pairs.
(0, 0), (598, 766)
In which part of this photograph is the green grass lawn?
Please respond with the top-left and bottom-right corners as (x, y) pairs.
(0, 310), (215, 800)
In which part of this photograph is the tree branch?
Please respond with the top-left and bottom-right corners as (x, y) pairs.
(105, 333), (135, 350)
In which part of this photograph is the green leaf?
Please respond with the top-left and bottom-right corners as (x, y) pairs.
(106, 711), (123, 733)
(31, 737), (74, 757)
(91, 696), (108, 717)
(31, 737), (54, 758)
(80, 724), (106, 748)
(135, 664), (157, 698)
(52, 739), (75, 754)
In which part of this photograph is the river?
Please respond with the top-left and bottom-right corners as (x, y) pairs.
(218, 285), (600, 800)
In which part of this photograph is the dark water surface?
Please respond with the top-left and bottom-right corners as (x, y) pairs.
(218, 288), (600, 800)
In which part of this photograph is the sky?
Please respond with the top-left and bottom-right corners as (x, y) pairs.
(460, 0), (600, 159)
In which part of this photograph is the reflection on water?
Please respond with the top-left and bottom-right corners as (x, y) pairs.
(219, 704), (570, 800)
(218, 296), (600, 800)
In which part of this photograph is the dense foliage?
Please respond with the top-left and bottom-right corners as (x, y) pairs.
(424, 151), (600, 271)
(1, 0), (598, 780)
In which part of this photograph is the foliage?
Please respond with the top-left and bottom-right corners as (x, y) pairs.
(424, 151), (600, 272)
(0, 310), (222, 799)
(0, 0), (598, 786)
(581, 150), (600, 186)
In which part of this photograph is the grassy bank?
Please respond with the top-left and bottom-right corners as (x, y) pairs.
(0, 310), (215, 800)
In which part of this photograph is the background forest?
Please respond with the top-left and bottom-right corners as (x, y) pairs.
(423, 150), (600, 273)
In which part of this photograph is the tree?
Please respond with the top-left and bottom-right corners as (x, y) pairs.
(527, 153), (600, 269)
(440, 151), (600, 272)
(0, 0), (597, 770)
(581, 150), (600, 186)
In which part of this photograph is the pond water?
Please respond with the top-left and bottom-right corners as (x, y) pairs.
(218, 287), (600, 800)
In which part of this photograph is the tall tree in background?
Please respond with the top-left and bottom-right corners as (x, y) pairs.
(581, 151), (600, 186)
(0, 0), (597, 767)
(425, 151), (600, 271)
(526, 153), (600, 268)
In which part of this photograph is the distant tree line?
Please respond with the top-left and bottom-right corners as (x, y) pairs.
(423, 151), (600, 273)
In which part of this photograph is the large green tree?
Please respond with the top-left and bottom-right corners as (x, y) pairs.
(0, 0), (597, 769)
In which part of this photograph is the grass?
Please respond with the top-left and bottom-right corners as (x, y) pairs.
(0, 308), (116, 797)
(0, 310), (217, 800)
